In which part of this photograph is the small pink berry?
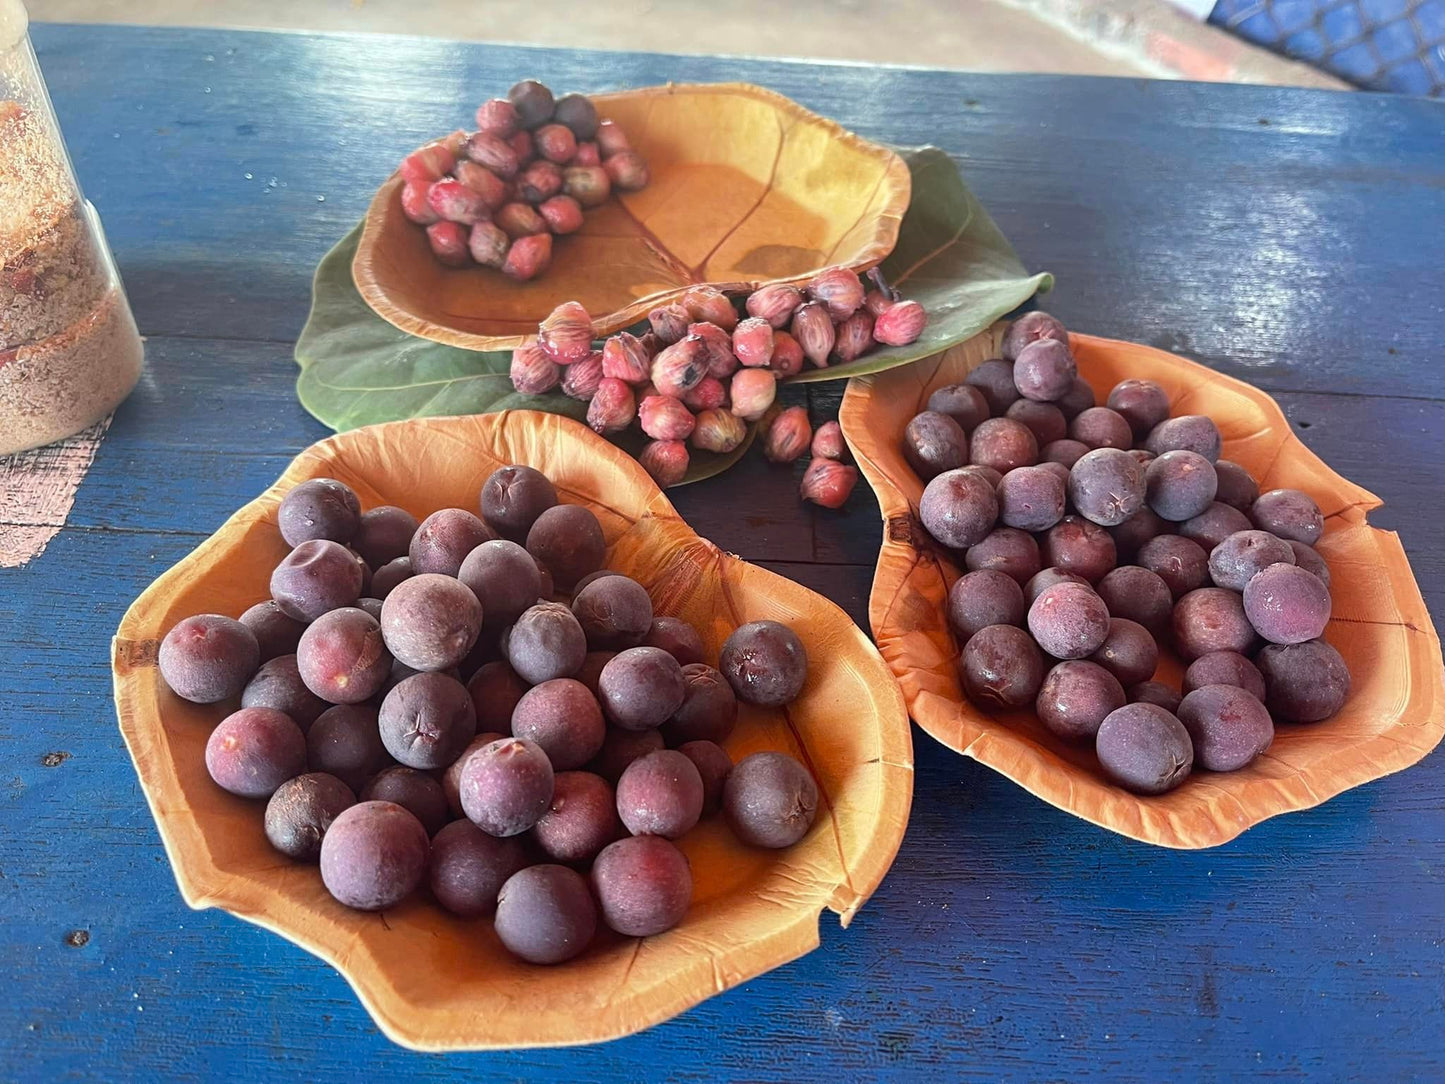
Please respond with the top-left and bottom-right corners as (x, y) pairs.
(400, 142), (455, 186)
(538, 301), (593, 365)
(511, 343), (560, 394)
(768, 331), (805, 377)
(801, 457), (858, 509)
(400, 180), (440, 224)
(682, 286), (737, 331)
(425, 221), (471, 267)
(561, 350), (604, 400)
(745, 284), (803, 329)
(873, 299), (927, 346)
(441, 129), (470, 157)
(807, 267), (865, 321)
(637, 332), (661, 358)
(729, 369), (776, 421)
(682, 376), (727, 412)
(640, 395), (697, 441)
(509, 129), (535, 164)
(812, 420), (847, 461)
(596, 119), (630, 157)
(832, 310), (875, 363)
(688, 321), (739, 379)
(604, 151), (650, 192)
(502, 233), (552, 281)
(535, 123), (578, 165)
(648, 303), (690, 345)
(863, 288), (895, 318)
(562, 165), (611, 208)
(763, 406), (812, 464)
(468, 221), (509, 268)
(517, 160), (563, 203)
(790, 301), (835, 367)
(427, 179), (489, 225)
(732, 317), (775, 368)
(475, 98), (519, 137)
(453, 161), (508, 209)
(496, 201), (547, 239)
(639, 441), (689, 487)
(538, 195), (584, 235)
(465, 132), (519, 178)
(588, 378), (636, 433)
(691, 409), (747, 454)
(601, 332), (650, 384)
(650, 336), (708, 398)
(574, 141), (601, 167)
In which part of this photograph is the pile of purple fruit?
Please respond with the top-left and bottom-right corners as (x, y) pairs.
(511, 266), (924, 496)
(157, 465), (818, 965)
(906, 311), (1349, 795)
(399, 79), (649, 281)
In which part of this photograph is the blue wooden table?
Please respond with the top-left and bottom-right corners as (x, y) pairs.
(3, 24), (1443, 1082)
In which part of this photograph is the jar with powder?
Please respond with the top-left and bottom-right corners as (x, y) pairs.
(1, 0), (143, 455)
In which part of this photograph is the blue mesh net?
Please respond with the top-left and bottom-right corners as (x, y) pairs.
(1210, 0), (1445, 95)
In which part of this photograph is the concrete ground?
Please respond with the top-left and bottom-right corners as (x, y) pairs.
(28, 0), (1345, 88)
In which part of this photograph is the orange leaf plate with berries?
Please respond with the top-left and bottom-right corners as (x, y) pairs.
(354, 82), (911, 352)
(840, 324), (1445, 849)
(112, 410), (912, 1050)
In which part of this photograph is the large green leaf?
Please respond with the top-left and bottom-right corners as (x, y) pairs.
(787, 145), (1052, 383)
(293, 144), (1047, 481)
(294, 227), (753, 484)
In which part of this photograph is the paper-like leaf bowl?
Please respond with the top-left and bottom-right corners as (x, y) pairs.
(354, 82), (911, 351)
(111, 412), (912, 1049)
(841, 326), (1445, 850)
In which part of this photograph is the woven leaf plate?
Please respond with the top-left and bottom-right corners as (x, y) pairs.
(354, 82), (911, 352)
(840, 325), (1444, 849)
(111, 411), (912, 1049)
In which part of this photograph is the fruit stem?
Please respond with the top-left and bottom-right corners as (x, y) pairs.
(867, 267), (900, 302)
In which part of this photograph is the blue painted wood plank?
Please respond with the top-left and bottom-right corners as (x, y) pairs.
(2, 22), (1444, 1084)
(4, 528), (1443, 1082)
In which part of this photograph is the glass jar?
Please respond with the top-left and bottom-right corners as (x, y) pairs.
(0, 0), (142, 455)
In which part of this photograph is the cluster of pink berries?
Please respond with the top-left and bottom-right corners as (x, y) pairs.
(510, 266), (926, 501)
(398, 79), (650, 281)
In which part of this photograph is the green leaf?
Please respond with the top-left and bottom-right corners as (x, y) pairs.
(294, 228), (750, 484)
(786, 145), (1052, 384)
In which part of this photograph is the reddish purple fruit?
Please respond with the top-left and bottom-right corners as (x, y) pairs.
(264, 772), (355, 861)
(494, 864), (596, 964)
(616, 749), (704, 838)
(1177, 684), (1273, 771)
(532, 771), (621, 863)
(592, 835), (692, 936)
(429, 819), (528, 918)
(460, 737), (555, 837)
(1242, 562), (1331, 644)
(319, 800), (429, 911)
(205, 707), (307, 799)
(297, 606), (392, 705)
(958, 624), (1044, 709)
(159, 614), (260, 704)
(723, 752), (818, 848)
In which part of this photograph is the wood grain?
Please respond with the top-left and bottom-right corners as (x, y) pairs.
(2, 21), (1444, 1082)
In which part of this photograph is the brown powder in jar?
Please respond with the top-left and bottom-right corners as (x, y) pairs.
(0, 285), (143, 456)
(0, 102), (107, 347)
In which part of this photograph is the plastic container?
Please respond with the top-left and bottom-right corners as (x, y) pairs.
(0, 0), (142, 455)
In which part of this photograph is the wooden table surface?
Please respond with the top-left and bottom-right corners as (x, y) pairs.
(3, 23), (1444, 1082)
